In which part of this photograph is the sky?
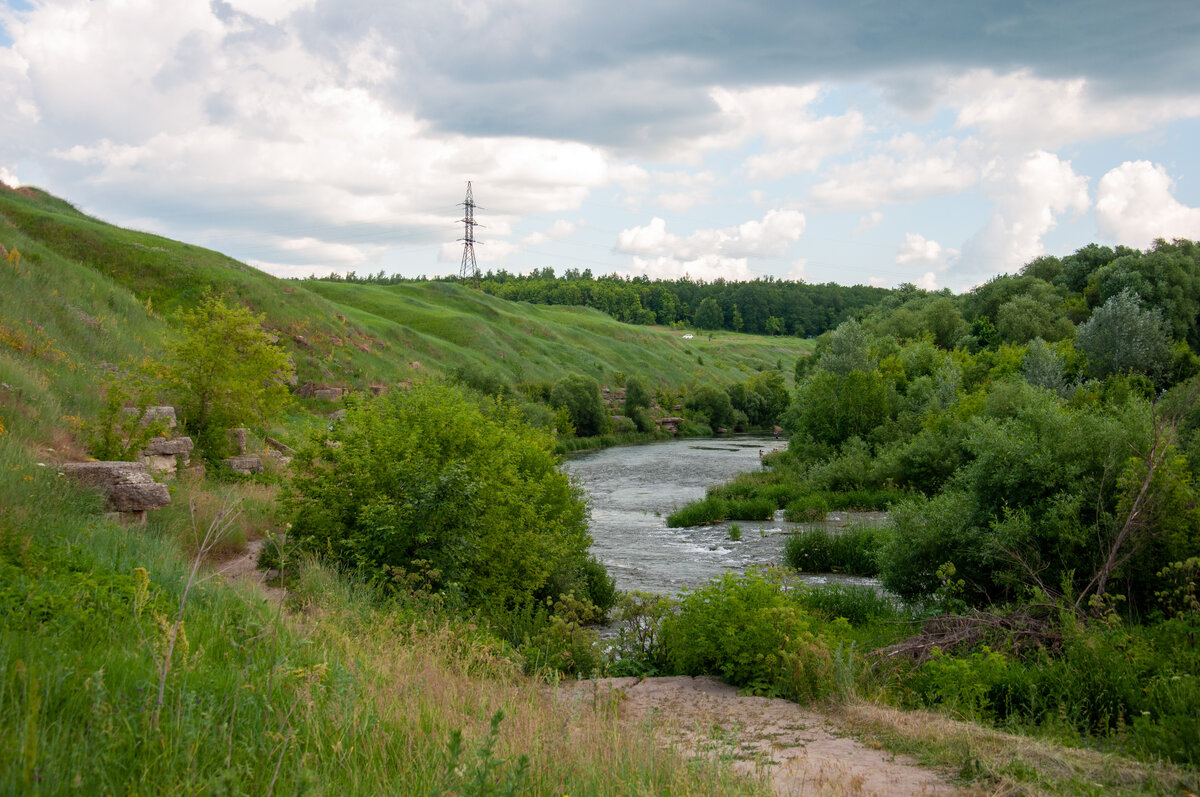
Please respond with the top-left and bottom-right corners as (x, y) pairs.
(2, 1), (1200, 292)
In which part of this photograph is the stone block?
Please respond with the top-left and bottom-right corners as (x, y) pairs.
(223, 455), (263, 475)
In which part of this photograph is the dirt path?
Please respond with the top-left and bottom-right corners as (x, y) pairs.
(213, 538), (287, 603)
(561, 676), (957, 796)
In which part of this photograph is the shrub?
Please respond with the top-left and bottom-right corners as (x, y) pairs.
(659, 570), (838, 702)
(284, 384), (595, 610)
(630, 406), (656, 433)
(159, 293), (294, 460)
(550, 373), (610, 437)
(792, 584), (904, 626)
(611, 415), (636, 434)
(785, 525), (889, 576)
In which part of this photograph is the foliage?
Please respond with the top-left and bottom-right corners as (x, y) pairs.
(728, 369), (790, 428)
(623, 376), (651, 416)
(783, 524), (890, 576)
(85, 374), (169, 460)
(693, 297), (725, 330)
(1076, 288), (1171, 380)
(159, 293), (294, 459)
(659, 569), (839, 702)
(284, 384), (596, 610)
(684, 382), (735, 429)
(550, 372), (611, 437)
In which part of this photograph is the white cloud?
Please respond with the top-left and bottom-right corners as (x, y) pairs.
(810, 134), (979, 209)
(629, 254), (756, 282)
(519, 218), (576, 247)
(1095, 161), (1200, 248)
(895, 232), (955, 267)
(853, 211), (883, 232)
(0, 166), (19, 188)
(617, 209), (806, 262)
(787, 258), (808, 281)
(960, 150), (1089, 280)
(681, 85), (864, 178)
(5, 0), (618, 275)
(915, 271), (939, 290)
(946, 69), (1200, 153)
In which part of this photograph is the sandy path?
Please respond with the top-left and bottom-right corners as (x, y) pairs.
(561, 676), (957, 796)
(213, 538), (287, 603)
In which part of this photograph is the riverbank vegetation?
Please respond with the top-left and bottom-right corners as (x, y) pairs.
(665, 239), (1200, 777)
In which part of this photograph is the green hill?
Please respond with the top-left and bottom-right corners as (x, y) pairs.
(0, 183), (809, 436)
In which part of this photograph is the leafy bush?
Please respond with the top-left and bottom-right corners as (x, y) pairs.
(284, 384), (595, 610)
(549, 373), (610, 437)
(159, 293), (294, 460)
(86, 376), (168, 461)
(792, 584), (904, 626)
(659, 570), (838, 702)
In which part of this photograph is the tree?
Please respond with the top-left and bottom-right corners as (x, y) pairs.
(624, 377), (651, 415)
(1076, 288), (1171, 380)
(684, 384), (735, 430)
(284, 385), (594, 609)
(160, 293), (294, 459)
(694, 297), (724, 330)
(550, 373), (610, 436)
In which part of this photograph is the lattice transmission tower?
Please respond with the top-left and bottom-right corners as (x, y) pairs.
(458, 181), (483, 285)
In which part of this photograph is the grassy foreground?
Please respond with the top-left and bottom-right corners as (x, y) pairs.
(0, 426), (762, 795)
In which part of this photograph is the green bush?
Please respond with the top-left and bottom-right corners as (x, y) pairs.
(630, 406), (657, 433)
(159, 292), (294, 460)
(549, 373), (610, 437)
(659, 570), (838, 702)
(784, 525), (890, 575)
(284, 384), (595, 610)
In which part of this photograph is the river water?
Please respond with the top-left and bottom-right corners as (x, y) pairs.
(564, 436), (884, 596)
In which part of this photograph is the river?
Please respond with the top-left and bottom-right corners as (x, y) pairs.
(564, 435), (884, 595)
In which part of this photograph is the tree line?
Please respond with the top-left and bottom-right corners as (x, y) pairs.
(308, 268), (889, 338)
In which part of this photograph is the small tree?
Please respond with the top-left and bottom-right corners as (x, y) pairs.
(160, 293), (294, 459)
(550, 373), (610, 437)
(624, 377), (651, 416)
(693, 298), (724, 330)
(1076, 288), (1170, 380)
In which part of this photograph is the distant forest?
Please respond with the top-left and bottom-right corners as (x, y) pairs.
(307, 268), (890, 338)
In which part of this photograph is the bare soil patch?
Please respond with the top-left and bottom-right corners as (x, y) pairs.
(561, 676), (960, 796)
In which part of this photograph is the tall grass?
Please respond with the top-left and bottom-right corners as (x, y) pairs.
(783, 524), (891, 575)
(0, 433), (762, 795)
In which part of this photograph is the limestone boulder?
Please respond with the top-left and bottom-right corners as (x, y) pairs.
(139, 435), (194, 475)
(60, 461), (171, 517)
(223, 455), (263, 475)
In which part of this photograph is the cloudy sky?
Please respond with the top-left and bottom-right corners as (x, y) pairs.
(2, 0), (1200, 291)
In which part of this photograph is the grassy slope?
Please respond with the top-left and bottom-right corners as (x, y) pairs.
(0, 184), (769, 794)
(0, 184), (810, 415)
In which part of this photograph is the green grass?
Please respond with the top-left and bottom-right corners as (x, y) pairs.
(783, 524), (891, 575)
(0, 184), (811, 438)
(0, 430), (762, 795)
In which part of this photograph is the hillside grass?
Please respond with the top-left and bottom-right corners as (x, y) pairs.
(0, 184), (811, 414)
